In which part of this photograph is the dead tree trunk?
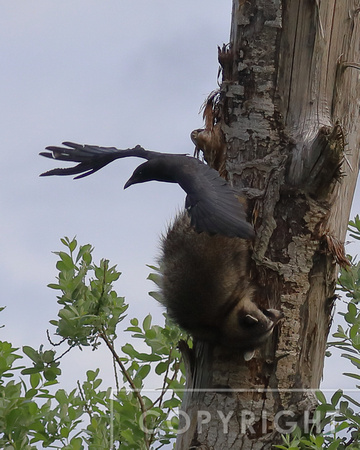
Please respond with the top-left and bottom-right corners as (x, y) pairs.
(176, 1), (360, 448)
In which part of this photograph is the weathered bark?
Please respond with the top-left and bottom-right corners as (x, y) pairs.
(176, 1), (360, 448)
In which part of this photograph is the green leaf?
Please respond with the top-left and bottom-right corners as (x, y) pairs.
(136, 364), (151, 380)
(342, 354), (360, 369)
(122, 343), (138, 358)
(47, 283), (61, 290)
(339, 400), (349, 414)
(147, 272), (162, 287)
(87, 369), (100, 381)
(331, 389), (343, 407)
(23, 346), (41, 363)
(343, 372), (360, 380)
(121, 428), (136, 444)
(58, 251), (75, 270)
(327, 440), (342, 450)
(137, 353), (162, 362)
(69, 437), (83, 450)
(343, 393), (360, 408)
(146, 264), (160, 272)
(25, 388), (38, 399)
(22, 366), (43, 375)
(44, 366), (61, 381)
(43, 350), (55, 364)
(30, 372), (41, 389)
(60, 426), (70, 438)
(142, 314), (152, 331)
(145, 329), (157, 340)
(126, 326), (142, 333)
(155, 361), (169, 375)
(60, 237), (69, 246)
(149, 291), (164, 303)
(55, 389), (68, 404)
(335, 421), (351, 432)
(315, 390), (327, 404)
(162, 397), (182, 409)
(75, 243), (92, 263)
(69, 238), (77, 253)
(349, 323), (360, 341)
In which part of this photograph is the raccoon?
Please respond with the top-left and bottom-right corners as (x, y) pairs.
(159, 213), (282, 352)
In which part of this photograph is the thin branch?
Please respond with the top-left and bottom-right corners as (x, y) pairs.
(53, 344), (76, 362)
(145, 351), (175, 449)
(77, 380), (93, 421)
(150, 350), (173, 409)
(99, 328), (150, 449)
(112, 355), (120, 392)
(46, 329), (66, 347)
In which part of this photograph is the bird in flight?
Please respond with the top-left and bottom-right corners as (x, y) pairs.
(40, 142), (254, 239)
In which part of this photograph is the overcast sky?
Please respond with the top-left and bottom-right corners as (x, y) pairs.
(1, 0), (359, 404)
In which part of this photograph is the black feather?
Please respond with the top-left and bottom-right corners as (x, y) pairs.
(40, 142), (254, 239)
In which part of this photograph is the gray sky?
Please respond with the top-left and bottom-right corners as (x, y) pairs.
(1, 0), (359, 402)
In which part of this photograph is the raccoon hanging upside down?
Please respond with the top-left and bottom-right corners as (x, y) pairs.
(159, 213), (283, 353)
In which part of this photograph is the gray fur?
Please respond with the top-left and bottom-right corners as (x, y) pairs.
(160, 213), (282, 351)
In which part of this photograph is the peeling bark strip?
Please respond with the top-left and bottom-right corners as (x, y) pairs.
(177, 1), (360, 448)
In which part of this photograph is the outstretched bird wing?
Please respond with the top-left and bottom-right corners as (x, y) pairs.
(40, 142), (254, 239)
(40, 142), (156, 179)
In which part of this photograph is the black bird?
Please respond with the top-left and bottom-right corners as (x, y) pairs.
(40, 142), (254, 239)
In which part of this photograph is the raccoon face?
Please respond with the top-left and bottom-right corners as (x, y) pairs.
(220, 298), (283, 350)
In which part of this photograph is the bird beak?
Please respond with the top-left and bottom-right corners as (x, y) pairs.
(124, 178), (133, 189)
